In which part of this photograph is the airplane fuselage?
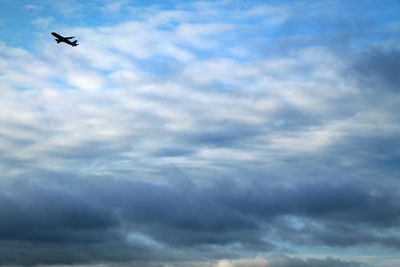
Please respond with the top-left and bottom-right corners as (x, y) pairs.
(51, 32), (79, 47)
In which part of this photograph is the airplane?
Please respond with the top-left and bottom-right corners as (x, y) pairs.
(51, 32), (79, 47)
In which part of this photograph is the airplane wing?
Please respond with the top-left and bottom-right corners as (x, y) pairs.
(65, 37), (75, 39)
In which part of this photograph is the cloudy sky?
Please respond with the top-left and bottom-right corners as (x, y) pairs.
(0, 0), (400, 266)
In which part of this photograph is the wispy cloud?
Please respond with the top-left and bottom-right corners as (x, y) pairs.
(51, 0), (84, 17)
(100, 0), (130, 15)
(23, 4), (42, 13)
(31, 16), (53, 28)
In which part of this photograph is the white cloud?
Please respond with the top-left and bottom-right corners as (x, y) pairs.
(52, 0), (83, 17)
(100, 0), (129, 14)
(31, 17), (53, 28)
(174, 23), (234, 49)
(1, 10), (397, 178)
(243, 5), (292, 26)
(65, 71), (105, 91)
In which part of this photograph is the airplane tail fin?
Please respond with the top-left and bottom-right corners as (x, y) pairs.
(72, 40), (79, 46)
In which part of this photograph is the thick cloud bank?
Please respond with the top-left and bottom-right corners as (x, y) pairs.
(0, 175), (398, 265)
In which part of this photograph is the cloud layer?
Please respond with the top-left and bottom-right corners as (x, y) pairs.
(0, 174), (399, 265)
(0, 0), (400, 266)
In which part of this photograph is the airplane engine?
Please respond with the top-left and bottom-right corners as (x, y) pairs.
(56, 39), (61, 43)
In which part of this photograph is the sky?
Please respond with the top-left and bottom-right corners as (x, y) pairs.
(0, 0), (400, 266)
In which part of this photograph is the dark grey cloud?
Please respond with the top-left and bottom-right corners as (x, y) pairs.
(0, 241), (155, 266)
(0, 172), (399, 265)
(150, 145), (196, 158)
(352, 48), (400, 91)
(46, 140), (131, 160)
(178, 121), (261, 148)
(0, 183), (119, 243)
(325, 135), (400, 179)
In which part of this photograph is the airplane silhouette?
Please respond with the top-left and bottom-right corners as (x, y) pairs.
(51, 32), (79, 47)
